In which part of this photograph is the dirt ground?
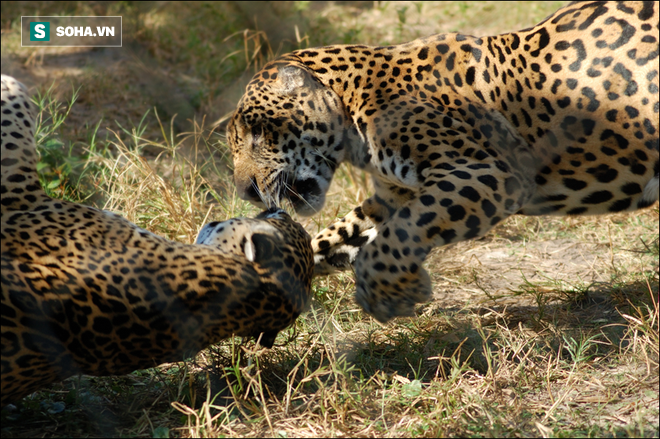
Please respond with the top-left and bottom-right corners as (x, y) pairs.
(431, 235), (631, 307)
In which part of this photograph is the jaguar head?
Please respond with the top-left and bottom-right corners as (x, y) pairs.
(228, 61), (348, 216)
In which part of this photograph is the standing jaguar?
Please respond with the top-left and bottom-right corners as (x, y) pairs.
(1, 75), (314, 406)
(228, 1), (659, 323)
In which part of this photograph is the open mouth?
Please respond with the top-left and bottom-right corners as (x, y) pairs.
(240, 174), (323, 214)
(284, 178), (321, 210)
(261, 175), (323, 216)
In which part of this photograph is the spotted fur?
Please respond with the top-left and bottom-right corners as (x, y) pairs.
(1, 75), (314, 406)
(230, 1), (659, 323)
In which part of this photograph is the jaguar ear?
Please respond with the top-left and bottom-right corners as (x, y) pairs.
(243, 223), (282, 263)
(277, 66), (306, 95)
(245, 233), (276, 263)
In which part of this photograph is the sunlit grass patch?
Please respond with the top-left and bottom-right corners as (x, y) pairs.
(96, 113), (238, 243)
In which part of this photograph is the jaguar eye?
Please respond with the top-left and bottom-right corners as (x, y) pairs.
(251, 125), (264, 150)
(251, 125), (263, 140)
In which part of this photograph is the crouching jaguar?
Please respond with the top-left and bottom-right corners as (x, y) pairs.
(227, 1), (659, 323)
(1, 75), (313, 406)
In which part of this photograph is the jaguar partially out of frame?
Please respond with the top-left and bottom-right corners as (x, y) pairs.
(1, 75), (314, 406)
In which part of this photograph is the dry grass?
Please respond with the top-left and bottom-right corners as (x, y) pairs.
(96, 114), (236, 243)
(2, 1), (659, 438)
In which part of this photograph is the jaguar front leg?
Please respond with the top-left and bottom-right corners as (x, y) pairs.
(354, 166), (536, 324)
(312, 204), (377, 275)
(312, 180), (415, 275)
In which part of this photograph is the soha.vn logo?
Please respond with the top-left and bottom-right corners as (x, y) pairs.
(29, 21), (115, 40)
